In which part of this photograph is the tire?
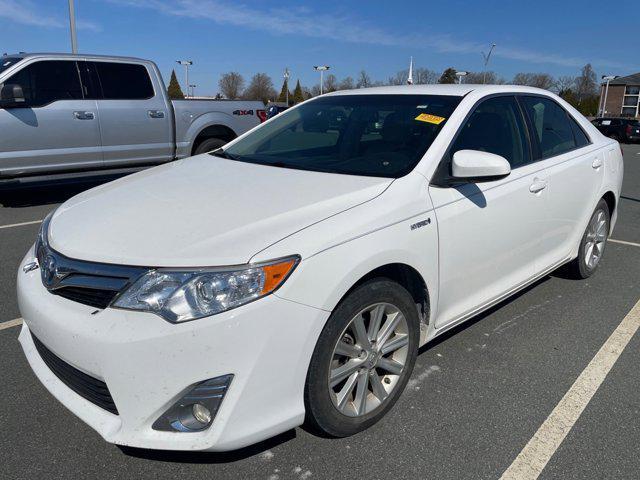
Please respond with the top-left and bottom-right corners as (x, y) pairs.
(566, 199), (610, 279)
(193, 137), (227, 155)
(304, 278), (420, 437)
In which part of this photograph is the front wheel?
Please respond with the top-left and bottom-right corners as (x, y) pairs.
(304, 279), (420, 437)
(566, 199), (610, 279)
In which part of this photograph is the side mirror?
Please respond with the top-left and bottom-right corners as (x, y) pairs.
(451, 149), (511, 182)
(0, 84), (26, 108)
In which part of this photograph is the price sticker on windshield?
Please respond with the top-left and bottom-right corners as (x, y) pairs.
(415, 113), (446, 125)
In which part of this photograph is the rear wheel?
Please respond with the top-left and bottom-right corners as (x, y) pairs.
(193, 137), (227, 155)
(304, 279), (419, 437)
(566, 199), (610, 279)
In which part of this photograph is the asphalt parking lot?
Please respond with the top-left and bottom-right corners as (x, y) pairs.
(1, 145), (639, 480)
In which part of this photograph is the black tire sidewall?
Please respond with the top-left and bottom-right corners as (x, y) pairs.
(304, 279), (420, 437)
(194, 138), (227, 155)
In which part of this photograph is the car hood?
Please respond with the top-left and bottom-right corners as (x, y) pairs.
(48, 155), (392, 267)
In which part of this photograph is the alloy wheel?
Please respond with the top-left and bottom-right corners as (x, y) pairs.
(328, 302), (409, 417)
(584, 209), (607, 270)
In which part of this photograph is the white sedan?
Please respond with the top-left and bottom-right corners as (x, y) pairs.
(17, 84), (623, 451)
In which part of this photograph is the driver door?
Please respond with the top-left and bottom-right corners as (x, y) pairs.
(0, 59), (103, 177)
(429, 95), (548, 329)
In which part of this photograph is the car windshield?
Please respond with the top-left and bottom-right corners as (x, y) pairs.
(218, 94), (462, 178)
(0, 57), (23, 75)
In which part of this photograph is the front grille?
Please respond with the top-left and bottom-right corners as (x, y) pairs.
(32, 333), (119, 415)
(52, 286), (119, 310)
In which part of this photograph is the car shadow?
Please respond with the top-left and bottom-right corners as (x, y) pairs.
(117, 428), (296, 464)
(0, 173), (130, 208)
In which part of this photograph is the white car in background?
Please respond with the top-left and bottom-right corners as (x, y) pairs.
(17, 84), (623, 451)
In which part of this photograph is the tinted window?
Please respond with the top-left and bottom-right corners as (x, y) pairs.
(2, 60), (82, 107)
(521, 97), (576, 158)
(0, 56), (22, 75)
(222, 94), (461, 178)
(568, 117), (590, 148)
(450, 96), (530, 169)
(93, 62), (154, 100)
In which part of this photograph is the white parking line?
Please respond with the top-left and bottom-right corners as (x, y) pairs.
(0, 219), (42, 230)
(0, 318), (23, 331)
(610, 238), (640, 248)
(500, 297), (640, 480)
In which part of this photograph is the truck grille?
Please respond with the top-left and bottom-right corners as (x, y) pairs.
(32, 333), (119, 415)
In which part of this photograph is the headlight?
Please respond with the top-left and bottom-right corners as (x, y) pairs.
(113, 256), (299, 323)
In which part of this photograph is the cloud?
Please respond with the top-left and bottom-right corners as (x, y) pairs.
(108, 0), (630, 70)
(0, 0), (101, 31)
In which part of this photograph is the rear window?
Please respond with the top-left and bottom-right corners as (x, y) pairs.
(93, 62), (154, 100)
(221, 94), (462, 178)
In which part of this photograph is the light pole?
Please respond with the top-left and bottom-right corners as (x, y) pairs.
(456, 71), (468, 84)
(600, 75), (617, 117)
(189, 84), (197, 97)
(284, 67), (290, 105)
(314, 65), (330, 95)
(481, 43), (496, 84)
(68, 0), (78, 54)
(176, 60), (193, 97)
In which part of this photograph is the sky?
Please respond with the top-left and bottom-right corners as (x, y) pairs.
(0, 0), (638, 96)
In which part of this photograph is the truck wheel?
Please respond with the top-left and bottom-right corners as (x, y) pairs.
(304, 279), (419, 437)
(565, 199), (610, 279)
(194, 138), (227, 155)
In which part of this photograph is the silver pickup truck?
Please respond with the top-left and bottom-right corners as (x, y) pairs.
(0, 53), (265, 183)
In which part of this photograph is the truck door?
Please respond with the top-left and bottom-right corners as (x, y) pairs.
(89, 61), (174, 167)
(0, 59), (103, 177)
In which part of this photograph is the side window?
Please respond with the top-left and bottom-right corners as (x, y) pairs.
(93, 62), (154, 100)
(520, 97), (576, 158)
(450, 96), (530, 169)
(2, 60), (83, 107)
(569, 116), (590, 148)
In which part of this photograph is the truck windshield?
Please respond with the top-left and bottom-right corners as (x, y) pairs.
(0, 57), (23, 75)
(218, 94), (461, 178)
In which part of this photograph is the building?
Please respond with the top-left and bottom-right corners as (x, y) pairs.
(599, 73), (640, 118)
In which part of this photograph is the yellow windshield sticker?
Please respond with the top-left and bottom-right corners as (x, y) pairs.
(415, 113), (446, 125)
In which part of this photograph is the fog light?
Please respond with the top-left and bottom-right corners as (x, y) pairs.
(192, 403), (212, 424)
(152, 374), (233, 432)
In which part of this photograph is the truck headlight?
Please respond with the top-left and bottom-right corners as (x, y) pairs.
(113, 256), (299, 322)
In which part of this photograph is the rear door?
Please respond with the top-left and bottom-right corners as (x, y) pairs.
(518, 95), (604, 270)
(0, 59), (102, 177)
(430, 95), (548, 328)
(90, 61), (173, 166)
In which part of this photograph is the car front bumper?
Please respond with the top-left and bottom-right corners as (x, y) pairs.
(17, 249), (329, 451)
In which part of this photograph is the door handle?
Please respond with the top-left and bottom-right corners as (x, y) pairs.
(73, 111), (95, 120)
(592, 157), (603, 169)
(148, 110), (165, 119)
(529, 178), (548, 193)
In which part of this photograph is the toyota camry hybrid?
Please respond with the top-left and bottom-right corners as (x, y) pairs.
(17, 84), (623, 452)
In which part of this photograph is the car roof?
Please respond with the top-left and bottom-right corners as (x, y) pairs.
(3, 52), (151, 63)
(323, 83), (556, 97)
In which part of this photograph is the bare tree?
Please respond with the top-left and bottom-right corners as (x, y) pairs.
(218, 72), (245, 100)
(388, 69), (409, 85)
(575, 64), (597, 102)
(464, 71), (505, 85)
(415, 68), (439, 84)
(338, 76), (354, 90)
(242, 73), (277, 104)
(512, 72), (554, 90)
(310, 84), (321, 97)
(356, 70), (372, 89)
(324, 74), (338, 92)
(553, 75), (576, 94)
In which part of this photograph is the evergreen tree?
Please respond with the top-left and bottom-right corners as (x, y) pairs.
(292, 79), (304, 104)
(438, 68), (457, 84)
(167, 70), (185, 99)
(277, 78), (291, 104)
